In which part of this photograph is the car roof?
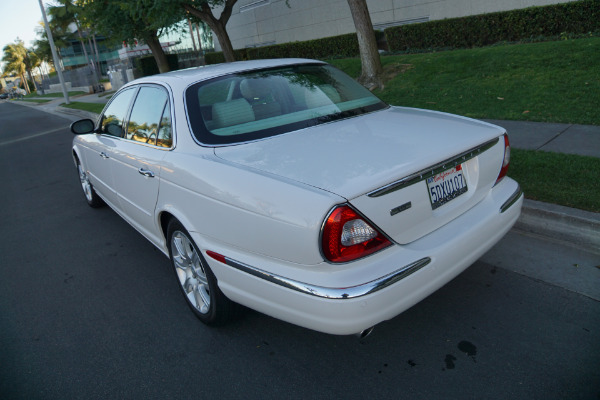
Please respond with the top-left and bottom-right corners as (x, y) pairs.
(130, 58), (327, 88)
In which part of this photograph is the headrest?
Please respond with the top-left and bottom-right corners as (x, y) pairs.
(240, 78), (271, 100)
(212, 98), (255, 129)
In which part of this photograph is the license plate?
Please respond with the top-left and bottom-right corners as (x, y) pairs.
(427, 164), (468, 210)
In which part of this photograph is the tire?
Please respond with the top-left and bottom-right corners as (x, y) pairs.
(167, 219), (240, 326)
(76, 160), (104, 208)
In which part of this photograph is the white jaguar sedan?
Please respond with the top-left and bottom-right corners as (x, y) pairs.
(71, 58), (523, 336)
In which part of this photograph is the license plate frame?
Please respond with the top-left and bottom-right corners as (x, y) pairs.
(426, 164), (468, 210)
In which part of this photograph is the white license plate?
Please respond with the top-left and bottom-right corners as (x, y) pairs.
(427, 165), (468, 210)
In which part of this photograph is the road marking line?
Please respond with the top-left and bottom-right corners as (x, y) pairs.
(0, 126), (68, 146)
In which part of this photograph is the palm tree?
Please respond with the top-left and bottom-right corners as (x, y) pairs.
(34, 20), (71, 69)
(2, 40), (32, 94)
(24, 49), (41, 92)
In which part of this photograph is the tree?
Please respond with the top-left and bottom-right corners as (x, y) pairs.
(82, 0), (184, 73)
(23, 48), (41, 92)
(346, 0), (383, 90)
(34, 20), (71, 69)
(181, 0), (238, 62)
(2, 40), (35, 94)
(187, 18), (212, 55)
(48, 0), (98, 81)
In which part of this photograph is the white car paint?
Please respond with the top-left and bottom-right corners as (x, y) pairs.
(72, 58), (523, 335)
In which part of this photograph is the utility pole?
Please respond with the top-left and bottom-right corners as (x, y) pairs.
(37, 0), (69, 104)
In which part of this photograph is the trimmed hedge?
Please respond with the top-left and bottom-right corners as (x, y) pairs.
(385, 0), (600, 52)
(247, 33), (359, 60)
(205, 33), (360, 65)
(136, 54), (179, 76)
(205, 0), (599, 64)
(204, 48), (249, 65)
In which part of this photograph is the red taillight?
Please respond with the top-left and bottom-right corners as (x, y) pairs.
(321, 205), (391, 263)
(495, 133), (510, 185)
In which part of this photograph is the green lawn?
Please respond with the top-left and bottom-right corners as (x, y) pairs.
(329, 38), (600, 212)
(330, 37), (600, 125)
(510, 149), (600, 212)
(61, 101), (105, 114)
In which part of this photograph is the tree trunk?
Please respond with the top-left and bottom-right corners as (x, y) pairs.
(195, 23), (204, 55)
(20, 72), (30, 95)
(26, 68), (38, 93)
(87, 36), (101, 83)
(188, 19), (198, 53)
(211, 21), (236, 62)
(37, 66), (46, 95)
(346, 0), (384, 90)
(91, 33), (102, 76)
(182, 1), (237, 63)
(74, 21), (97, 84)
(145, 34), (170, 73)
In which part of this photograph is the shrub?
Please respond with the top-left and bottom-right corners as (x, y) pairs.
(204, 48), (249, 65)
(247, 33), (359, 60)
(135, 54), (179, 76)
(385, 0), (600, 52)
(204, 33), (360, 65)
(204, 51), (226, 65)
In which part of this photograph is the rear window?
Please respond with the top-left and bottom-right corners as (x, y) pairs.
(185, 63), (387, 145)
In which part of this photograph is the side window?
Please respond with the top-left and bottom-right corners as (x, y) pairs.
(126, 86), (169, 146)
(100, 88), (136, 137)
(157, 102), (172, 148)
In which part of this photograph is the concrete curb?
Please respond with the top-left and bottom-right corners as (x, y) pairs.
(516, 199), (600, 253)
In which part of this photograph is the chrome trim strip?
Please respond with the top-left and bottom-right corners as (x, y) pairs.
(367, 137), (500, 198)
(223, 256), (431, 300)
(500, 184), (523, 213)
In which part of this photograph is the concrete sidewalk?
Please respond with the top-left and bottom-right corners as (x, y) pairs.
(485, 119), (600, 158)
(7, 95), (600, 252)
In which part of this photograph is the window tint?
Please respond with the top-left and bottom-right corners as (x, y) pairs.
(157, 102), (172, 148)
(185, 63), (387, 145)
(100, 88), (136, 137)
(127, 86), (169, 146)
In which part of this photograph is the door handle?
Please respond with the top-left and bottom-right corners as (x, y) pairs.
(138, 168), (155, 178)
(99, 152), (109, 159)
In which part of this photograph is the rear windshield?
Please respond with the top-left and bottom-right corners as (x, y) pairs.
(185, 63), (387, 145)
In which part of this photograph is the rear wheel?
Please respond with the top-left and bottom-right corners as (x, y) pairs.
(76, 160), (104, 208)
(167, 219), (240, 325)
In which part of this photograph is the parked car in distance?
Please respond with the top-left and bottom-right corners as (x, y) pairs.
(0, 92), (8, 99)
(71, 58), (523, 336)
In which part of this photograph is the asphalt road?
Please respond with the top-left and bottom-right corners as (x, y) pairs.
(1, 101), (599, 400)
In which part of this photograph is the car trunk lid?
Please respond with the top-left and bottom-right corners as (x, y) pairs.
(214, 106), (507, 244)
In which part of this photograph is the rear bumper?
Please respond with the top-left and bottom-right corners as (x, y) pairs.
(202, 178), (523, 335)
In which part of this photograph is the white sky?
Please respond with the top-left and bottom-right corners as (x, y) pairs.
(0, 0), (51, 69)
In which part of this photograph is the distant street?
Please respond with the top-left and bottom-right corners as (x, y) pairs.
(1, 101), (599, 400)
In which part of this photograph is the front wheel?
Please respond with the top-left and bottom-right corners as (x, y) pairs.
(167, 220), (240, 326)
(77, 160), (104, 208)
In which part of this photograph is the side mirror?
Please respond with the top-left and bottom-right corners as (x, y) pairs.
(71, 119), (96, 135)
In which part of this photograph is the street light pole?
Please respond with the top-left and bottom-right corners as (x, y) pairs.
(37, 0), (70, 104)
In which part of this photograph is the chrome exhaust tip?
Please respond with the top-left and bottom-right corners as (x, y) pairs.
(356, 326), (374, 339)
